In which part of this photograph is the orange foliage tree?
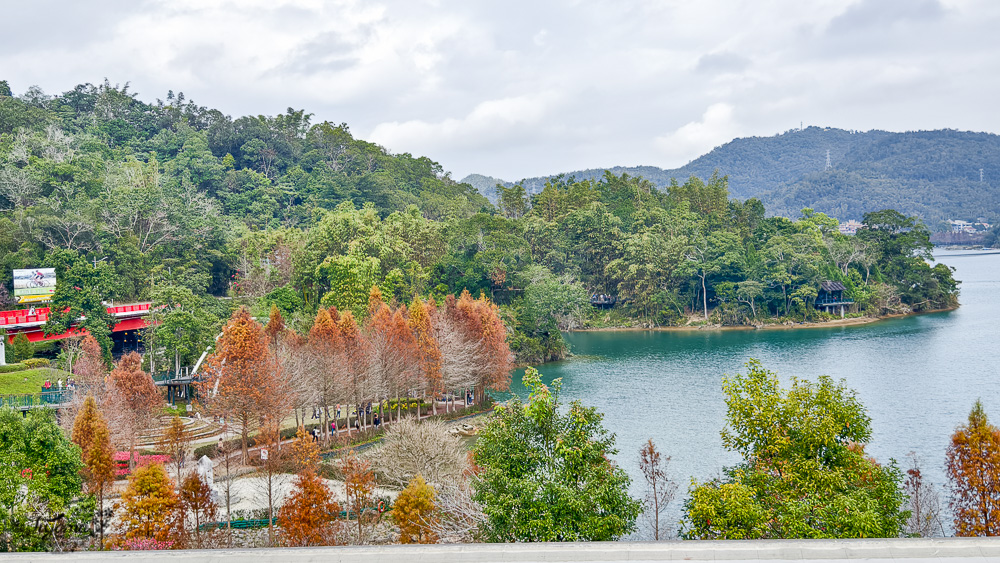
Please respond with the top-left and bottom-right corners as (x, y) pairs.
(72, 395), (116, 548)
(456, 290), (513, 401)
(71, 394), (102, 457)
(197, 307), (292, 462)
(339, 311), (374, 432)
(341, 452), (376, 544)
(289, 426), (321, 473)
(177, 473), (219, 549)
(278, 468), (342, 547)
(366, 289), (417, 424)
(393, 475), (439, 544)
(62, 335), (110, 434)
(264, 305), (308, 428)
(428, 291), (513, 412)
(159, 415), (191, 484)
(115, 463), (178, 544)
(308, 307), (344, 442)
(408, 298), (440, 418)
(278, 425), (340, 546)
(264, 304), (286, 350)
(106, 352), (162, 470)
(946, 400), (1000, 536)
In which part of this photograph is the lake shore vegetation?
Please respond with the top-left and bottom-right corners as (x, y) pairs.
(0, 83), (958, 367)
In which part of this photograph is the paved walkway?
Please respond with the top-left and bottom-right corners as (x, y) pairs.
(10, 537), (1000, 561)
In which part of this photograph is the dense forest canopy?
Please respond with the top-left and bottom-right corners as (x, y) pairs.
(0, 80), (958, 366)
(465, 126), (1000, 225)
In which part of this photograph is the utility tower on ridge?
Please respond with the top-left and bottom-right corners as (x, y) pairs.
(825, 149), (832, 170)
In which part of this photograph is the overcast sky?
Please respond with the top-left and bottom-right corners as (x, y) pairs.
(3, 0), (998, 180)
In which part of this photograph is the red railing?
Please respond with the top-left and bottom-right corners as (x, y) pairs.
(0, 302), (151, 327)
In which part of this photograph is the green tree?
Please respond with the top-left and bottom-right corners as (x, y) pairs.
(472, 367), (641, 542)
(685, 231), (742, 320)
(147, 285), (210, 375)
(1, 329), (13, 364)
(44, 252), (118, 363)
(682, 359), (908, 539)
(12, 332), (32, 362)
(497, 183), (529, 219)
(0, 408), (88, 551)
(317, 253), (381, 318)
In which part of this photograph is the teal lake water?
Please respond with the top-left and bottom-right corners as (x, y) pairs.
(504, 250), (999, 536)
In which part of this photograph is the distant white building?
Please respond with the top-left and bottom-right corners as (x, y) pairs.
(948, 219), (991, 234)
(838, 220), (863, 235)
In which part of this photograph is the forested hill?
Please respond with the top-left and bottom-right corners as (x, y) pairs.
(464, 127), (1000, 224)
(0, 80), (961, 366)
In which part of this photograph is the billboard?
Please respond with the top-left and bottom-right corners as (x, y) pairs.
(13, 268), (56, 303)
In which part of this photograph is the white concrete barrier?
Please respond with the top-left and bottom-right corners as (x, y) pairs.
(8, 537), (1000, 562)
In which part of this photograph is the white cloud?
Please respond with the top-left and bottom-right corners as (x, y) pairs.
(653, 104), (741, 166)
(369, 92), (559, 154)
(2, 0), (1000, 179)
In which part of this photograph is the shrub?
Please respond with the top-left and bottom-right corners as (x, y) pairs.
(12, 332), (32, 362)
(22, 358), (49, 368)
(0, 363), (27, 373)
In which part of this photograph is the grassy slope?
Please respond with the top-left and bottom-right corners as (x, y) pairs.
(0, 367), (73, 395)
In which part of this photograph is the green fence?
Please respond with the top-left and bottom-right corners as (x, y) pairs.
(0, 390), (73, 409)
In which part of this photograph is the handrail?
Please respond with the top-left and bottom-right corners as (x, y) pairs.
(0, 302), (151, 327)
(0, 390), (74, 409)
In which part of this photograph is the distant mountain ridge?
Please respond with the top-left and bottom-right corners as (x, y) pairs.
(461, 127), (1000, 224)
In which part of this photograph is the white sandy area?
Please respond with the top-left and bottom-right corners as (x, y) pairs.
(216, 474), (397, 513)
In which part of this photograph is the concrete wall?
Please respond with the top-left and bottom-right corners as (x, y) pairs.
(8, 537), (1000, 562)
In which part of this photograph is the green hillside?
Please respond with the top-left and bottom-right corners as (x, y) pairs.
(465, 127), (1000, 224)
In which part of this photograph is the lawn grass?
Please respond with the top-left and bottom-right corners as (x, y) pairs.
(0, 367), (73, 395)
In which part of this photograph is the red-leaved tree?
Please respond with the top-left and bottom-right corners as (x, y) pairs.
(366, 292), (417, 424)
(308, 307), (344, 442)
(197, 307), (292, 462)
(408, 298), (440, 419)
(106, 352), (162, 470)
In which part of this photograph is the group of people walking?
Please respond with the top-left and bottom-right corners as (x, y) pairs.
(41, 378), (75, 393)
(308, 403), (383, 442)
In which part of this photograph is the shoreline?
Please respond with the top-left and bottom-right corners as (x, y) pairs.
(569, 306), (958, 334)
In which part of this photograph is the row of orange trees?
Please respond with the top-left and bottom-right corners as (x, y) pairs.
(197, 287), (514, 461)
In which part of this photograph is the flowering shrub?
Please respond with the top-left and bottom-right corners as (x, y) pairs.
(114, 452), (172, 476)
(111, 538), (174, 550)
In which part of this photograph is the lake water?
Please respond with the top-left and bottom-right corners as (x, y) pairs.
(503, 250), (1000, 536)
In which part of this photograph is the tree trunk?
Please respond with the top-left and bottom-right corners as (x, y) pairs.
(322, 406), (328, 444)
(653, 481), (660, 541)
(98, 487), (105, 548)
(267, 469), (274, 546)
(129, 439), (136, 472)
(701, 273), (709, 320)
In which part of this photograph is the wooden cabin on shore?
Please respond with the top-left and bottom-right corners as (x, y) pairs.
(590, 294), (617, 309)
(816, 281), (853, 317)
